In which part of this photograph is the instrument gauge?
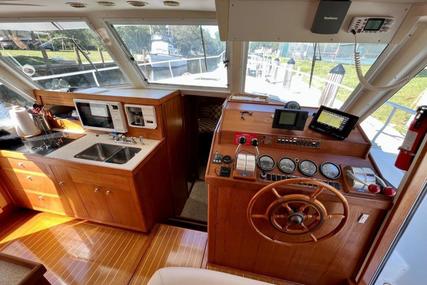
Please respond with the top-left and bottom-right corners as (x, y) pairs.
(278, 158), (296, 174)
(298, 160), (317, 177)
(257, 155), (275, 172)
(320, 162), (341, 179)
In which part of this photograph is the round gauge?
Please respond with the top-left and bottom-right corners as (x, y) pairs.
(298, 160), (317, 177)
(257, 155), (275, 172)
(278, 157), (296, 174)
(320, 162), (341, 180)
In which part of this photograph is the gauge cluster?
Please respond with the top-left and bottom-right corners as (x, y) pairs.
(257, 155), (341, 180)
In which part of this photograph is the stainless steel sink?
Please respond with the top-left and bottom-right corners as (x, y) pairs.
(74, 143), (141, 164)
(106, 147), (141, 164)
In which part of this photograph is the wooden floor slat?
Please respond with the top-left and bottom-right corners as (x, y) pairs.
(0, 212), (151, 285)
(0, 212), (296, 285)
(129, 224), (208, 285)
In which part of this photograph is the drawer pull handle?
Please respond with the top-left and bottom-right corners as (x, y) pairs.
(26, 176), (33, 181)
(94, 187), (100, 193)
(37, 195), (44, 200)
(106, 190), (111, 195)
(18, 162), (25, 167)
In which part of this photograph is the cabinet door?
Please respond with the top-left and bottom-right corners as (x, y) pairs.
(49, 165), (88, 219)
(104, 188), (145, 229)
(74, 183), (113, 223)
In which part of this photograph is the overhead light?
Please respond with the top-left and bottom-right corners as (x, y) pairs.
(127, 0), (148, 7)
(163, 1), (179, 7)
(65, 1), (87, 8)
(97, 1), (115, 6)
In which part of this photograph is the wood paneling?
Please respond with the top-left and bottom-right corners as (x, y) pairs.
(208, 185), (388, 285)
(357, 139), (427, 284)
(219, 102), (371, 158)
(162, 94), (189, 215)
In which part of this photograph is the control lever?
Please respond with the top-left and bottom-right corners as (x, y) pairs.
(235, 136), (247, 156)
(251, 138), (259, 158)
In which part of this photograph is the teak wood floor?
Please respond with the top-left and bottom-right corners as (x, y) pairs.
(0, 211), (294, 285)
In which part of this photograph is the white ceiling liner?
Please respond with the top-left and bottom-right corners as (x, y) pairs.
(0, 0), (216, 13)
(0, 22), (89, 31)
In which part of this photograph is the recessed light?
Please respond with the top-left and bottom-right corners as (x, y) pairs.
(65, 1), (87, 8)
(163, 1), (179, 7)
(97, 1), (115, 6)
(127, 0), (148, 7)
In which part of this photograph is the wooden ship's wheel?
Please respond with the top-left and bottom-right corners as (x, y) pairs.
(247, 178), (349, 245)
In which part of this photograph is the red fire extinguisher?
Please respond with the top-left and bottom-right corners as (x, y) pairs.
(395, 105), (427, 171)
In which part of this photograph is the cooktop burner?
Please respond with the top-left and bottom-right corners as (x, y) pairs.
(2, 131), (84, 156)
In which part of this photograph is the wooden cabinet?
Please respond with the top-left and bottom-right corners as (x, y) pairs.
(69, 168), (145, 229)
(0, 140), (172, 232)
(0, 157), (73, 216)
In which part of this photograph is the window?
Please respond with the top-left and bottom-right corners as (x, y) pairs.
(111, 24), (228, 88)
(0, 82), (32, 129)
(0, 22), (128, 90)
(245, 42), (387, 108)
(361, 68), (427, 187)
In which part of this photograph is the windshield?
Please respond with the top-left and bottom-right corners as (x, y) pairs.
(0, 21), (128, 90)
(111, 24), (228, 88)
(245, 42), (387, 108)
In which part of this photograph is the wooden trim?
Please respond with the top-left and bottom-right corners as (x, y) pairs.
(34, 89), (180, 106)
(357, 137), (427, 284)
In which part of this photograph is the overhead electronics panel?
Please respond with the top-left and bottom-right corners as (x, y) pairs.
(220, 0), (410, 43)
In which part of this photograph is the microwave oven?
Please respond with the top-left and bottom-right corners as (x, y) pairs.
(74, 99), (128, 133)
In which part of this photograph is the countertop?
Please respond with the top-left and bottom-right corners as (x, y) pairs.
(46, 133), (161, 171)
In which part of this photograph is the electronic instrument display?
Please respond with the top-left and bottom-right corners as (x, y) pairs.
(348, 16), (394, 33)
(309, 106), (359, 140)
(272, 109), (308, 130)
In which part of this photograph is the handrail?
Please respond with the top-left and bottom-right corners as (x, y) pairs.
(30, 52), (225, 86)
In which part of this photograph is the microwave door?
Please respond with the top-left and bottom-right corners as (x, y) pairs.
(76, 102), (114, 129)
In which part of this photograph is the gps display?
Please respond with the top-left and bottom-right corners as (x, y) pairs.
(309, 106), (359, 140)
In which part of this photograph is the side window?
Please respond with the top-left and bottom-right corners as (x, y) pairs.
(0, 22), (129, 90)
(361, 68), (427, 187)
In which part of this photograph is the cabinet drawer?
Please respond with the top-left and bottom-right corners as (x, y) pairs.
(13, 189), (67, 215)
(2, 169), (59, 195)
(0, 157), (47, 173)
(68, 168), (130, 192)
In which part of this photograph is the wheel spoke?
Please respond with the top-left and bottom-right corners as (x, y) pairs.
(271, 188), (281, 198)
(298, 204), (308, 212)
(251, 214), (268, 220)
(309, 233), (318, 242)
(328, 213), (346, 219)
(301, 223), (318, 242)
(273, 214), (287, 219)
(310, 186), (324, 200)
(282, 203), (293, 213)
(305, 214), (320, 220)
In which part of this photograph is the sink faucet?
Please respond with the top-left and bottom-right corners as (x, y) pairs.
(112, 134), (136, 145)
(111, 134), (144, 145)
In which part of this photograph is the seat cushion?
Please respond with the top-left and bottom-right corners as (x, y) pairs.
(148, 267), (273, 285)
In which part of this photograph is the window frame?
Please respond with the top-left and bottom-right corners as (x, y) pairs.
(105, 19), (231, 92)
(0, 17), (131, 91)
